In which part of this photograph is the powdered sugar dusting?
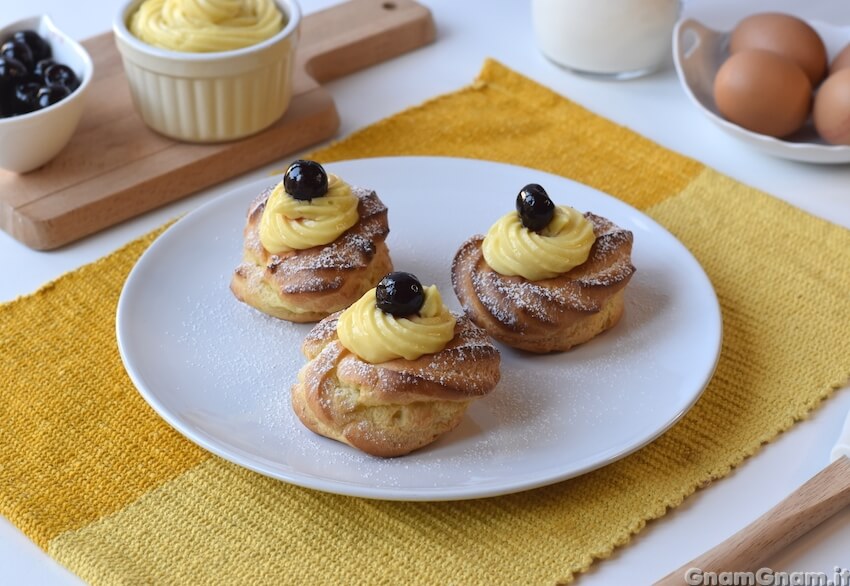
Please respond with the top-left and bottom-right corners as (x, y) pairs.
(454, 213), (635, 331)
(471, 269), (595, 328)
(238, 185), (389, 294)
(159, 262), (670, 484)
(308, 312), (500, 396)
(576, 213), (635, 287)
(128, 158), (717, 497)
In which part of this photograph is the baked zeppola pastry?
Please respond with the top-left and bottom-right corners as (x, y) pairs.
(231, 160), (392, 322)
(292, 272), (501, 457)
(452, 183), (635, 353)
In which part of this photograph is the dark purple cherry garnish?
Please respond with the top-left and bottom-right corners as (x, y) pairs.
(12, 76), (43, 114)
(1, 40), (34, 73)
(0, 57), (28, 87)
(33, 58), (55, 77)
(36, 84), (70, 109)
(12, 30), (51, 63)
(0, 91), (10, 118)
(44, 63), (78, 91)
(375, 272), (425, 317)
(283, 159), (328, 201)
(516, 183), (555, 232)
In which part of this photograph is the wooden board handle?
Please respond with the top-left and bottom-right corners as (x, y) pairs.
(296, 0), (436, 87)
(0, 0), (436, 250)
(655, 456), (850, 585)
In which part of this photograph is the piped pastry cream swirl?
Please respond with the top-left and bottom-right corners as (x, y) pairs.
(259, 174), (359, 253)
(337, 286), (457, 364)
(482, 205), (596, 281)
(129, 0), (285, 53)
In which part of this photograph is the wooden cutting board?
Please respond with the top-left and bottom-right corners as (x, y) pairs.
(0, 0), (435, 250)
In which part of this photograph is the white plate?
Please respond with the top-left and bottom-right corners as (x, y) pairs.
(117, 156), (721, 501)
(674, 17), (850, 164)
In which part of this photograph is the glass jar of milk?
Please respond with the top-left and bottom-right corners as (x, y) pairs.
(532, 0), (681, 79)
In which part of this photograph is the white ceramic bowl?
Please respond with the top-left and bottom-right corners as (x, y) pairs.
(0, 15), (93, 174)
(113, 0), (301, 143)
(674, 17), (850, 164)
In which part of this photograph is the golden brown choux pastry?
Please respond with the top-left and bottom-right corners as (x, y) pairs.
(451, 184), (635, 353)
(231, 160), (392, 322)
(292, 273), (501, 457)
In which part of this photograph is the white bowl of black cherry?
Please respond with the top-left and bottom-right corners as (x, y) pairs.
(0, 15), (93, 173)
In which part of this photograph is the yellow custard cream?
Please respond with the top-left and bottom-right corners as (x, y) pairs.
(130, 0), (284, 53)
(336, 286), (457, 364)
(259, 174), (359, 254)
(482, 205), (596, 281)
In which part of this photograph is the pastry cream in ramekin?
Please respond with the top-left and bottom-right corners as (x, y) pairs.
(337, 286), (457, 364)
(114, 0), (300, 142)
(130, 0), (285, 52)
(482, 205), (596, 281)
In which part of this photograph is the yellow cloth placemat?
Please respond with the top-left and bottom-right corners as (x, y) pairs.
(2, 60), (850, 585)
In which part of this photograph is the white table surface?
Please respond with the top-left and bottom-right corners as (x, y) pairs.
(3, 0), (850, 584)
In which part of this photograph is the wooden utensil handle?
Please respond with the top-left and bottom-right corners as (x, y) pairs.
(656, 456), (850, 585)
(297, 0), (436, 86)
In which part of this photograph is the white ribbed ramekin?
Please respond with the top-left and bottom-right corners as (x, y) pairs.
(113, 0), (301, 143)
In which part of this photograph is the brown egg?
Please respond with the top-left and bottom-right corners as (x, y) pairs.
(714, 50), (812, 138)
(730, 12), (827, 86)
(813, 69), (850, 145)
(830, 43), (850, 75)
